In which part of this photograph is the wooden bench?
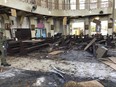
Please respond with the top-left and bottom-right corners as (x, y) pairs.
(20, 40), (49, 55)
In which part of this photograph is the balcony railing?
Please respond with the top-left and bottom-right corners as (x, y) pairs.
(18, 0), (112, 10)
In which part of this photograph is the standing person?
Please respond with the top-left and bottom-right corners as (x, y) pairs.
(0, 29), (11, 66)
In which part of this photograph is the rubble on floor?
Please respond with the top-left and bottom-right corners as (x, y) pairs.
(1, 34), (116, 87)
(0, 47), (115, 87)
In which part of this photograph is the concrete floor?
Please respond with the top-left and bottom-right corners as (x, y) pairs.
(0, 48), (116, 87)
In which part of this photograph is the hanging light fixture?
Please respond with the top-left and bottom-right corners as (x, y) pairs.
(31, 5), (37, 12)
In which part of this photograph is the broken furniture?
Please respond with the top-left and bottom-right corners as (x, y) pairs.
(100, 57), (116, 70)
(96, 45), (108, 58)
(15, 28), (32, 40)
(106, 35), (115, 48)
(7, 28), (49, 55)
(16, 28), (49, 55)
(84, 37), (108, 58)
(97, 40), (106, 45)
(49, 50), (64, 55)
(7, 40), (21, 55)
(7, 28), (32, 55)
(20, 39), (49, 55)
(84, 38), (96, 51)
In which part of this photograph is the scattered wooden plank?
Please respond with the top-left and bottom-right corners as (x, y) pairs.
(109, 57), (116, 64)
(22, 40), (44, 43)
(78, 80), (104, 87)
(98, 58), (109, 61)
(97, 40), (106, 44)
(84, 38), (96, 51)
(49, 50), (64, 55)
(102, 60), (116, 70)
(64, 80), (104, 87)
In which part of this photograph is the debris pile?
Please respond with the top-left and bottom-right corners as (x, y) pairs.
(1, 33), (116, 87)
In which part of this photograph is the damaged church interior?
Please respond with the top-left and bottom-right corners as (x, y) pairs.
(0, 0), (116, 87)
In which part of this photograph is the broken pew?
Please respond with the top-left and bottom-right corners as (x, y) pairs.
(84, 38), (96, 51)
(49, 50), (64, 55)
(20, 40), (49, 55)
(7, 40), (21, 55)
(96, 45), (108, 58)
(101, 58), (116, 70)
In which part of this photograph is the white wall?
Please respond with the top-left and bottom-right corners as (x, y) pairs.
(10, 16), (18, 28)
(44, 20), (51, 37)
(30, 17), (38, 27)
(54, 19), (61, 33)
(21, 17), (30, 28)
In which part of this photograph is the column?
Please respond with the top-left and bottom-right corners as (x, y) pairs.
(67, 25), (70, 35)
(108, 15), (113, 35)
(47, 18), (54, 36)
(54, 19), (60, 33)
(84, 18), (90, 35)
(112, 0), (115, 32)
(59, 20), (63, 34)
(44, 20), (51, 37)
(63, 17), (67, 35)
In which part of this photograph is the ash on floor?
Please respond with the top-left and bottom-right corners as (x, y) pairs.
(0, 49), (116, 87)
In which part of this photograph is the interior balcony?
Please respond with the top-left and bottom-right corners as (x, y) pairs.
(0, 0), (113, 16)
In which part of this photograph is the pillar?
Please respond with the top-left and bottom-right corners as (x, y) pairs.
(67, 25), (70, 35)
(63, 17), (67, 35)
(112, 0), (115, 32)
(54, 19), (61, 33)
(49, 18), (54, 36)
(84, 18), (90, 35)
(59, 20), (63, 34)
(108, 15), (113, 35)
